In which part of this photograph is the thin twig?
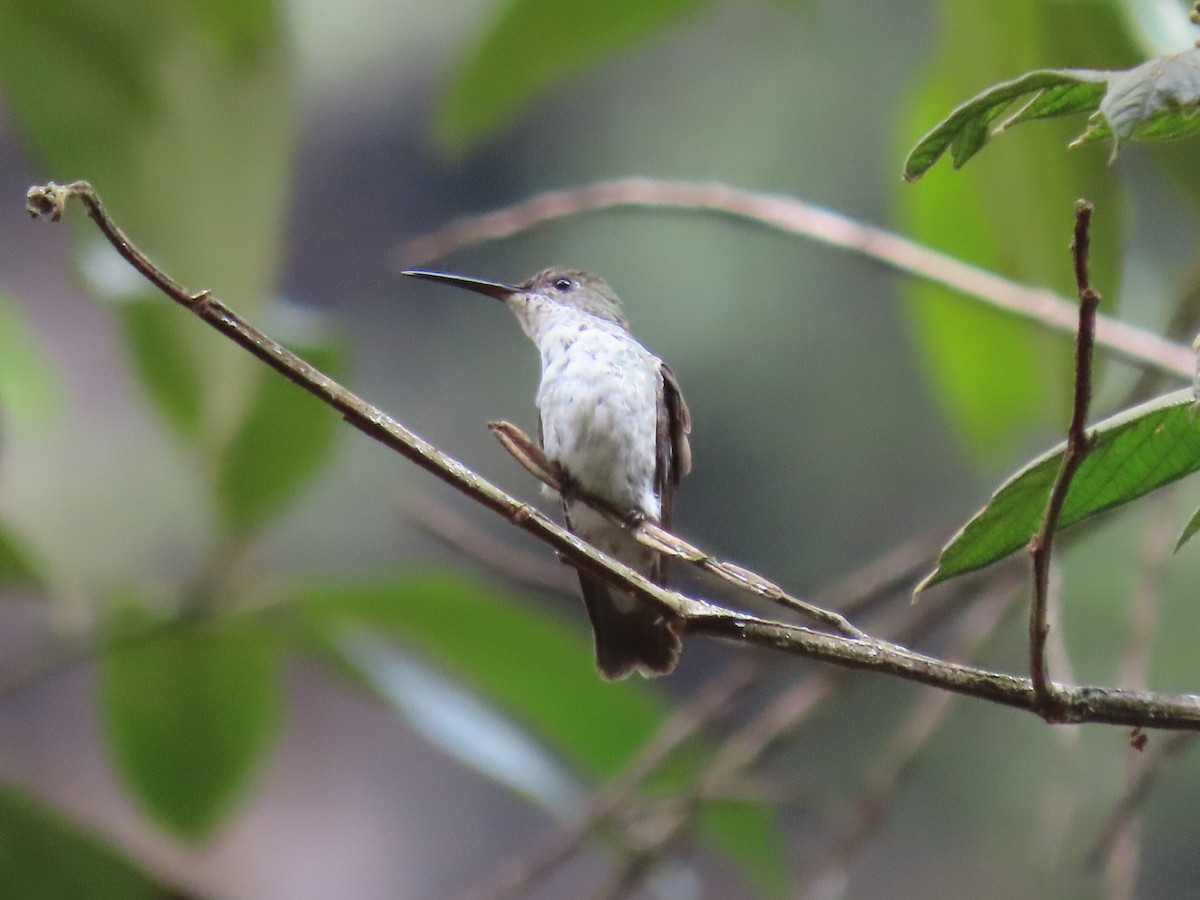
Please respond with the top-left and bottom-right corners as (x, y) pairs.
(488, 420), (867, 639)
(456, 661), (759, 900)
(1087, 732), (1197, 868)
(796, 582), (1019, 900)
(1104, 503), (1176, 900)
(394, 178), (1193, 380)
(406, 493), (574, 593)
(1027, 200), (1101, 715)
(27, 181), (1200, 731)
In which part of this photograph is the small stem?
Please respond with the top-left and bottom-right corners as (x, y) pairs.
(1028, 200), (1100, 715)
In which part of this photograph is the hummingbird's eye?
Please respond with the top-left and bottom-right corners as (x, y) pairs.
(553, 277), (574, 292)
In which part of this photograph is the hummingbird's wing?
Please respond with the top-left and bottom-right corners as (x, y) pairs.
(655, 361), (692, 535)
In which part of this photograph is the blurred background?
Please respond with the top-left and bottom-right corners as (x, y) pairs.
(2, 0), (1200, 897)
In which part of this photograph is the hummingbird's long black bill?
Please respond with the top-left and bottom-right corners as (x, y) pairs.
(401, 270), (517, 302)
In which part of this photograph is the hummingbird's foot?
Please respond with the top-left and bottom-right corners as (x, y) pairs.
(623, 509), (647, 531)
(550, 462), (579, 498)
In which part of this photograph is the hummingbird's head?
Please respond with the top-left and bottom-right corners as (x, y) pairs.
(401, 266), (630, 333)
(519, 268), (629, 330)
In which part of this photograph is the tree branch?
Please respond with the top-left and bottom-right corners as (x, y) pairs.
(27, 180), (1200, 731)
(394, 178), (1193, 380)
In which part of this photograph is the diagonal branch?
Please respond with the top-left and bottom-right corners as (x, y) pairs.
(26, 180), (1200, 731)
(394, 178), (1193, 380)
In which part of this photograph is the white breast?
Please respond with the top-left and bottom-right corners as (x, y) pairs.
(533, 316), (661, 518)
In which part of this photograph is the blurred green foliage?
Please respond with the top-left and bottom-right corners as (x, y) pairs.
(435, 0), (715, 151)
(297, 572), (667, 778)
(215, 341), (344, 535)
(894, 0), (1130, 460)
(100, 614), (282, 839)
(0, 291), (60, 430)
(0, 0), (294, 458)
(0, 784), (175, 899)
(299, 570), (789, 892)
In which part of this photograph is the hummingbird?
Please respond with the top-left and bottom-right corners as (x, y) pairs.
(403, 267), (692, 679)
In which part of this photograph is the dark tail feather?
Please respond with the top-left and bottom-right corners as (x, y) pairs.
(578, 574), (682, 680)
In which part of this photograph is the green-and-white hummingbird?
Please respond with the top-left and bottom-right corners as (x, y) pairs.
(403, 267), (692, 679)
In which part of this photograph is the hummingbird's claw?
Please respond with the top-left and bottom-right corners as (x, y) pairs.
(552, 463), (579, 497)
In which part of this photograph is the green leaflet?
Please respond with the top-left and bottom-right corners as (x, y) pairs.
(920, 389), (1200, 589)
(100, 616), (281, 839)
(214, 341), (343, 536)
(905, 48), (1200, 179)
(0, 785), (174, 900)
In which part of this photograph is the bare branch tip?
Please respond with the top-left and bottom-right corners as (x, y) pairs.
(25, 182), (69, 221)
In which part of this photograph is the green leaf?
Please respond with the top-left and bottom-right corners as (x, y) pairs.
(214, 340), (343, 535)
(0, 0), (295, 450)
(920, 389), (1200, 589)
(296, 571), (666, 778)
(0, 784), (174, 900)
(1176, 504), (1200, 552)
(436, 0), (711, 151)
(119, 301), (206, 443)
(700, 801), (788, 897)
(100, 616), (281, 839)
(0, 291), (61, 429)
(903, 69), (1108, 181)
(905, 47), (1200, 180)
